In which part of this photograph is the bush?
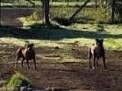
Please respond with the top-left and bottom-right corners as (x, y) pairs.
(26, 9), (42, 22)
(6, 72), (31, 90)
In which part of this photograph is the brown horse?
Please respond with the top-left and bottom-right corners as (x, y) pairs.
(88, 39), (107, 69)
(16, 43), (37, 69)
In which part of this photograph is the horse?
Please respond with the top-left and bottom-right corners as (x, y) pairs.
(16, 43), (37, 69)
(88, 39), (107, 69)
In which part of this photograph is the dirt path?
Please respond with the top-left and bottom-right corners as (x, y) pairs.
(0, 43), (122, 91)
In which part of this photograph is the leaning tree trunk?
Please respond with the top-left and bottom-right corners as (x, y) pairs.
(69, 0), (91, 22)
(42, 0), (50, 25)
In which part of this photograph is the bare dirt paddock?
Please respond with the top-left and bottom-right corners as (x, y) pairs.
(0, 43), (122, 91)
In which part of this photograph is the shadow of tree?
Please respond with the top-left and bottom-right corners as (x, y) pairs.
(0, 24), (122, 40)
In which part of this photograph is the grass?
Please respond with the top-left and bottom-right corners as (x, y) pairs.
(0, 24), (122, 51)
(6, 71), (30, 90)
(70, 24), (122, 50)
(105, 38), (122, 50)
(15, 7), (111, 26)
(0, 5), (122, 50)
(18, 9), (43, 27)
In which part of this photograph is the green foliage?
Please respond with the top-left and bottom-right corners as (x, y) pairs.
(94, 9), (110, 23)
(78, 8), (109, 23)
(115, 0), (122, 22)
(106, 38), (122, 50)
(51, 7), (110, 23)
(19, 9), (42, 26)
(7, 72), (30, 90)
(26, 11), (40, 21)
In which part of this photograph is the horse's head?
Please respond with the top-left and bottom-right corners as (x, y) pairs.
(27, 43), (34, 49)
(95, 38), (104, 46)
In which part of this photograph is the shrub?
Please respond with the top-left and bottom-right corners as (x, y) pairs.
(6, 72), (31, 90)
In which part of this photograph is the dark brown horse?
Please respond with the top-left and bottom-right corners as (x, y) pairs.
(16, 43), (37, 69)
(88, 39), (107, 69)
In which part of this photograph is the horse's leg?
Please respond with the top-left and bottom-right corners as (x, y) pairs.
(93, 55), (96, 69)
(103, 56), (107, 69)
(88, 52), (92, 68)
(15, 55), (20, 68)
(96, 58), (99, 67)
(26, 60), (30, 69)
(21, 57), (25, 68)
(33, 57), (37, 70)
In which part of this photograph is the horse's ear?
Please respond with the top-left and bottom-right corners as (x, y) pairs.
(30, 43), (34, 47)
(99, 38), (104, 42)
(95, 38), (99, 42)
(101, 39), (104, 42)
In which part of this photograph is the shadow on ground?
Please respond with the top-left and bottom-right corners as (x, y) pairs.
(0, 24), (122, 40)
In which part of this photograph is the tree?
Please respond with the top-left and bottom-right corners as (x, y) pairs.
(41, 0), (50, 25)
(114, 0), (122, 22)
(111, 0), (116, 22)
(107, 0), (122, 23)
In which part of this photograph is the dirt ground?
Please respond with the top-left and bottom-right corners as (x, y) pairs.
(0, 43), (122, 91)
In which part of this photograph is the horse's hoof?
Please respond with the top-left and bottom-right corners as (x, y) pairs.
(92, 67), (95, 69)
(104, 67), (107, 69)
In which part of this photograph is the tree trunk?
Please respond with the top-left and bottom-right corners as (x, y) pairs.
(95, 0), (98, 9)
(42, 0), (50, 25)
(111, 0), (116, 22)
(69, 0), (91, 21)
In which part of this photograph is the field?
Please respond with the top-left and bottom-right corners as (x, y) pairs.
(0, 6), (122, 91)
(0, 24), (122, 90)
(0, 41), (122, 91)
